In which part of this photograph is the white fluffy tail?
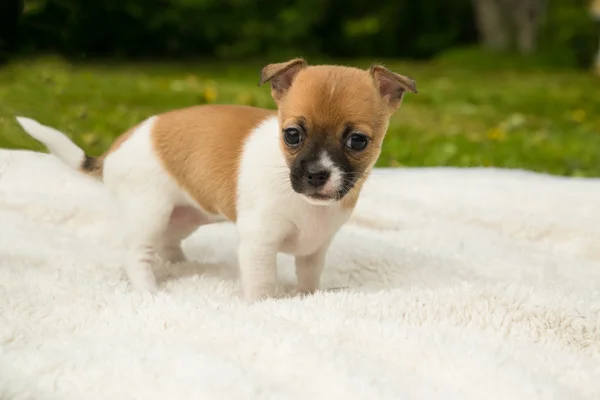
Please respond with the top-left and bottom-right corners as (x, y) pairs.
(16, 117), (85, 170)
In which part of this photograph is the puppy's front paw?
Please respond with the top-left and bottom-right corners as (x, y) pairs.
(242, 283), (275, 303)
(295, 275), (321, 297)
(125, 264), (159, 294)
(296, 285), (319, 296)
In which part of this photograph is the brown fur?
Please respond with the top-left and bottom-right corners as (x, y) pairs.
(152, 104), (276, 221)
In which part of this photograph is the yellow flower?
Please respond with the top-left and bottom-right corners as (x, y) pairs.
(203, 86), (218, 103)
(571, 109), (586, 123)
(486, 127), (506, 141)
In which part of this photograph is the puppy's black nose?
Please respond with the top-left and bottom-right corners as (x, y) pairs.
(306, 169), (330, 188)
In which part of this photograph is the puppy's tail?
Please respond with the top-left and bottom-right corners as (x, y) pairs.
(15, 117), (103, 178)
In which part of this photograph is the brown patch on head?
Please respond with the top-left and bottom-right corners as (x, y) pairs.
(278, 65), (388, 167)
(259, 60), (416, 208)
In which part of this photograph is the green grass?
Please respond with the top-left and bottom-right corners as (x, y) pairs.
(1, 53), (600, 176)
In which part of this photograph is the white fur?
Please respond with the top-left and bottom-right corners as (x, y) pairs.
(16, 116), (351, 301)
(2, 150), (600, 399)
(16, 117), (84, 170)
(319, 150), (343, 195)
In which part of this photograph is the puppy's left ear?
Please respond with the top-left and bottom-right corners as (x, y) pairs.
(259, 58), (307, 103)
(370, 65), (417, 111)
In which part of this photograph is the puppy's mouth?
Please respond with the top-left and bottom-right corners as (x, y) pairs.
(290, 173), (356, 205)
(307, 192), (334, 200)
(304, 192), (338, 205)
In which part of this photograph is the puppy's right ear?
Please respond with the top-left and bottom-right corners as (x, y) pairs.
(258, 58), (307, 103)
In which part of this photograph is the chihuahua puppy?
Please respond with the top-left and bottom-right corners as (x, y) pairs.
(15, 58), (416, 302)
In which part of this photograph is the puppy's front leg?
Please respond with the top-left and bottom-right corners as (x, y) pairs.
(295, 239), (332, 295)
(237, 215), (290, 302)
(238, 239), (279, 302)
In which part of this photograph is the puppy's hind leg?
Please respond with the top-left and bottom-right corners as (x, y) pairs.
(119, 196), (174, 293)
(156, 206), (205, 263)
(158, 234), (188, 264)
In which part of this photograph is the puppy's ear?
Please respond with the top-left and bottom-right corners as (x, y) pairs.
(370, 65), (417, 111)
(259, 58), (307, 103)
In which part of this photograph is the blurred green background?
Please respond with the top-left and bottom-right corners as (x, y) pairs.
(1, 0), (599, 176)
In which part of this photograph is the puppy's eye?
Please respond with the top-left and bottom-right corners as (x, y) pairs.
(346, 133), (369, 151)
(283, 127), (303, 147)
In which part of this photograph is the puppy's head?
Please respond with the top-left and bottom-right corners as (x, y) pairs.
(259, 58), (416, 206)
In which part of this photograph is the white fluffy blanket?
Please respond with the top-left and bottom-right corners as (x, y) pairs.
(1, 149), (600, 400)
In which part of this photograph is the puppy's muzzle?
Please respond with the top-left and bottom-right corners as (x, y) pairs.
(290, 158), (343, 203)
(305, 165), (331, 188)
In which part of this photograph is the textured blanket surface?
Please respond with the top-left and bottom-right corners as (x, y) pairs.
(1, 149), (600, 400)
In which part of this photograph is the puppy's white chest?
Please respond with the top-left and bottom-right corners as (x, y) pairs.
(280, 206), (348, 256)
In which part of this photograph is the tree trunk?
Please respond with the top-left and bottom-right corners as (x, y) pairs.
(512, 0), (546, 55)
(472, 0), (547, 54)
(591, 0), (600, 20)
(472, 0), (511, 51)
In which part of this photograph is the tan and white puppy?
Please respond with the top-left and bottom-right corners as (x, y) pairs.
(15, 59), (416, 302)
